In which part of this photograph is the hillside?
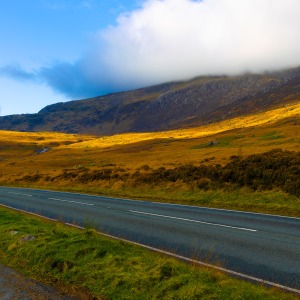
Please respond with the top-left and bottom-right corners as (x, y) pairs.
(0, 102), (299, 216)
(0, 67), (300, 135)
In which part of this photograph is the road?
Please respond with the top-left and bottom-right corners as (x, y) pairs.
(0, 186), (300, 292)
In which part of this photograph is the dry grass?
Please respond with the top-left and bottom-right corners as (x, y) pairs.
(0, 102), (298, 178)
(66, 102), (300, 149)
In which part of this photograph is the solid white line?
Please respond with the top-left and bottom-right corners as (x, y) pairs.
(64, 222), (300, 295)
(97, 233), (300, 295)
(1, 203), (299, 295)
(65, 223), (85, 229)
(48, 198), (94, 206)
(130, 210), (257, 232)
(0, 204), (57, 222)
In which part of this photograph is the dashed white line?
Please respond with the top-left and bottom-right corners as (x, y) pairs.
(2, 186), (300, 221)
(8, 192), (32, 197)
(130, 210), (257, 232)
(48, 198), (94, 206)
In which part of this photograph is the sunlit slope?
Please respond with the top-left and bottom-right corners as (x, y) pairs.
(0, 102), (298, 179)
(0, 131), (92, 146)
(66, 102), (300, 149)
(0, 131), (93, 158)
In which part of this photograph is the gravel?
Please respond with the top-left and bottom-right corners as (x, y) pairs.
(0, 264), (78, 300)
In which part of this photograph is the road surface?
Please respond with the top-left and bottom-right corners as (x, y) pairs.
(0, 186), (299, 292)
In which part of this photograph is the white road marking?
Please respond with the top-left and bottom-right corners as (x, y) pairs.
(65, 223), (85, 229)
(130, 210), (257, 232)
(8, 192), (32, 197)
(48, 198), (94, 206)
(2, 186), (300, 221)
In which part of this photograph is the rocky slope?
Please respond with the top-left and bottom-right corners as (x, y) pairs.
(1, 67), (300, 135)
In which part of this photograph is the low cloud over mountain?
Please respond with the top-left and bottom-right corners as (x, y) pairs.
(1, 0), (300, 99)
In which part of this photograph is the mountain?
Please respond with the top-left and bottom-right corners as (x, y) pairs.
(1, 67), (300, 135)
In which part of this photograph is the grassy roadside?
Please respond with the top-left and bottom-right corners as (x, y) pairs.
(0, 206), (297, 299)
(1, 145), (299, 217)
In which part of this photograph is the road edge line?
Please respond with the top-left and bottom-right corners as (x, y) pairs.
(89, 231), (300, 296)
(0, 204), (58, 222)
(1, 203), (299, 296)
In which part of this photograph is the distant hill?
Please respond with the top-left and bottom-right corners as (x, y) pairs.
(1, 67), (300, 135)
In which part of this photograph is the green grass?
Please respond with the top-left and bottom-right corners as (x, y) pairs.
(191, 135), (245, 149)
(0, 206), (297, 299)
(260, 132), (285, 141)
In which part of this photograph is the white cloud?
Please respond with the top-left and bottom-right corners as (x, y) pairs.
(89, 0), (300, 88)
(2, 0), (300, 100)
(77, 1), (92, 10)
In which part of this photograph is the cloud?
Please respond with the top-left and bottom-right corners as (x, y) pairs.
(2, 0), (300, 99)
(39, 61), (100, 99)
(0, 64), (36, 82)
(94, 0), (300, 84)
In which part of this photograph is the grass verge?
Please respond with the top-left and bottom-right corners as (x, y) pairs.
(0, 205), (298, 299)
(2, 148), (299, 217)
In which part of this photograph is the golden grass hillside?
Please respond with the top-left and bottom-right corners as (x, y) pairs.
(0, 101), (299, 218)
(0, 102), (298, 176)
(67, 102), (300, 150)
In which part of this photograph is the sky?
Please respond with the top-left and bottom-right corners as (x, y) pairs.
(1, 0), (300, 116)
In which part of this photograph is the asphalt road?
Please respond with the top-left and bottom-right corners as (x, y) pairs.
(0, 186), (300, 292)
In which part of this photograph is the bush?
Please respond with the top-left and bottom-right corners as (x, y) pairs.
(133, 149), (300, 197)
(20, 149), (299, 197)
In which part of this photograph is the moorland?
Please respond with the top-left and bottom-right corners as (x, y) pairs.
(0, 101), (299, 217)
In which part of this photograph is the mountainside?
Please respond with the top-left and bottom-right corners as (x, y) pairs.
(1, 67), (300, 135)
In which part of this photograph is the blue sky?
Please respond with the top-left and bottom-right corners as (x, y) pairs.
(0, 0), (142, 115)
(1, 0), (300, 116)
